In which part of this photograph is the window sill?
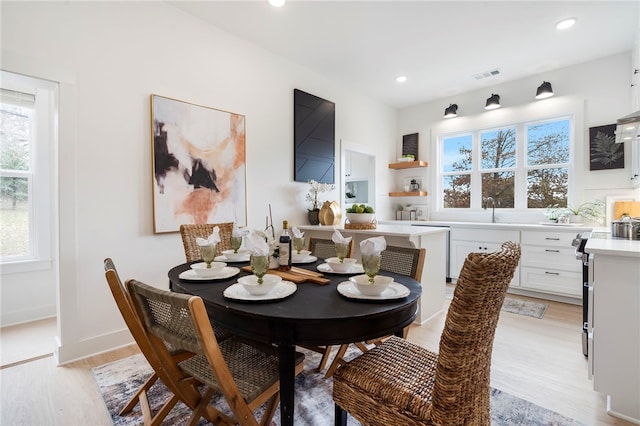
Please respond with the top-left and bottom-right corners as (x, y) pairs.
(1, 259), (53, 275)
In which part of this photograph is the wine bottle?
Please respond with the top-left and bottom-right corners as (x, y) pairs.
(278, 220), (292, 271)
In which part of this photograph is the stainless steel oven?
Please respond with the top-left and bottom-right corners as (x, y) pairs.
(572, 232), (591, 357)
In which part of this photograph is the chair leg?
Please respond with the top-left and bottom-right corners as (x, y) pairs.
(149, 394), (180, 426)
(317, 345), (333, 372)
(335, 403), (348, 426)
(259, 392), (280, 426)
(119, 372), (159, 415)
(325, 344), (349, 378)
(187, 387), (216, 426)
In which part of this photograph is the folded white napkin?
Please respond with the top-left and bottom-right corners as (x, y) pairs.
(360, 236), (386, 256)
(196, 226), (220, 246)
(291, 227), (304, 238)
(232, 223), (250, 238)
(244, 232), (270, 256)
(332, 230), (352, 244)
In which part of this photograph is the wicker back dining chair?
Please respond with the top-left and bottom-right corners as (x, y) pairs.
(324, 246), (426, 377)
(103, 258), (197, 424)
(332, 241), (521, 426)
(179, 223), (234, 262)
(308, 237), (353, 261)
(127, 279), (305, 426)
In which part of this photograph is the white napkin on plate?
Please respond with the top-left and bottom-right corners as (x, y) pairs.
(196, 226), (220, 246)
(232, 223), (250, 238)
(291, 227), (304, 238)
(244, 232), (270, 256)
(332, 230), (352, 244)
(360, 236), (386, 256)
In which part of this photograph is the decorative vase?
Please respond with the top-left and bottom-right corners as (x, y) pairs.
(308, 208), (320, 225)
(319, 201), (342, 225)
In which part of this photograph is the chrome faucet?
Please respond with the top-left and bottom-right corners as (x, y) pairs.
(484, 197), (496, 223)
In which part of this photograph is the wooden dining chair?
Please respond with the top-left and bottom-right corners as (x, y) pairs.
(332, 242), (521, 426)
(127, 278), (305, 426)
(324, 246), (426, 378)
(301, 237), (355, 372)
(179, 223), (234, 262)
(103, 258), (195, 425)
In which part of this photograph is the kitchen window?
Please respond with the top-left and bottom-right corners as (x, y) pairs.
(440, 116), (571, 210)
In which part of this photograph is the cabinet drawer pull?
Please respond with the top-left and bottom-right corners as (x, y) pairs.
(545, 271), (560, 275)
(545, 237), (560, 241)
(545, 249), (560, 253)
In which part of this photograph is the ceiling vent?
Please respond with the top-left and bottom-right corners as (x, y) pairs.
(472, 69), (501, 80)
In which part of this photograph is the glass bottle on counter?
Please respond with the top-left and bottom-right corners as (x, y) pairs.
(279, 220), (292, 271)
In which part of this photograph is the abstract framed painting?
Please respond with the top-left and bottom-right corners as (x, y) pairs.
(151, 94), (246, 233)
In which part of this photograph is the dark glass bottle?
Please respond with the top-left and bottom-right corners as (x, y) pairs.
(278, 220), (292, 271)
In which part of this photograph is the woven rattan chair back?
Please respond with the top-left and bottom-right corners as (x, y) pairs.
(103, 258), (199, 424)
(332, 241), (521, 426)
(127, 279), (303, 426)
(308, 237), (353, 260)
(380, 246), (426, 281)
(179, 223), (234, 262)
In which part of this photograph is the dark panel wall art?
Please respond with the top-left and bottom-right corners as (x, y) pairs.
(294, 89), (335, 184)
(589, 124), (624, 171)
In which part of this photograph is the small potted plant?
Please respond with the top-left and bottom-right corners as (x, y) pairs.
(564, 200), (605, 224)
(306, 180), (335, 225)
(543, 204), (563, 223)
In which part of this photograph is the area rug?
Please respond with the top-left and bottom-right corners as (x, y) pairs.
(92, 348), (582, 426)
(445, 285), (548, 319)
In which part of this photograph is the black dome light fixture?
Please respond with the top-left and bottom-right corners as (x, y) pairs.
(485, 93), (501, 110)
(535, 81), (554, 99)
(444, 103), (458, 118)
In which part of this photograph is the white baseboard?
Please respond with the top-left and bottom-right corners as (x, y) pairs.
(55, 328), (134, 365)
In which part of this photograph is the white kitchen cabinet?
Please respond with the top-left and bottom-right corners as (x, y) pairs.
(519, 230), (582, 297)
(449, 227), (520, 287)
(586, 240), (640, 424)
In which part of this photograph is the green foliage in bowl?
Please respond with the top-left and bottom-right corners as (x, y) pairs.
(345, 204), (375, 214)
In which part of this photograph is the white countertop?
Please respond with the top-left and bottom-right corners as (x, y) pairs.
(297, 224), (449, 237)
(381, 220), (593, 232)
(585, 238), (640, 258)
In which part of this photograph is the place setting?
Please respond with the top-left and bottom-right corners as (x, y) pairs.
(336, 236), (410, 301)
(223, 232), (297, 302)
(317, 230), (362, 274)
(179, 228), (241, 282)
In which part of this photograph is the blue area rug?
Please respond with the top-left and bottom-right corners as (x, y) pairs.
(92, 347), (582, 425)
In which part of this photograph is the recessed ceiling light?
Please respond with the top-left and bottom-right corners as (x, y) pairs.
(395, 75), (408, 83)
(268, 0), (286, 7)
(556, 18), (576, 30)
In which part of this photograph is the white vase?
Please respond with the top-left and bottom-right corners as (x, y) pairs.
(569, 214), (583, 224)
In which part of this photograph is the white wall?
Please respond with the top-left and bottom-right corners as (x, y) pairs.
(1, 2), (396, 362)
(397, 52), (637, 222)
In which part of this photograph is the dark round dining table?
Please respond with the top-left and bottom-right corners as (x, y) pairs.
(169, 258), (422, 426)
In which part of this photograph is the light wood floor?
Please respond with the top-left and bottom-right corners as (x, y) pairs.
(0, 291), (634, 426)
(1, 317), (57, 369)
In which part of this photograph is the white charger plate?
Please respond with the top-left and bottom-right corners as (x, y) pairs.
(317, 263), (364, 275)
(223, 281), (297, 302)
(179, 267), (240, 282)
(215, 254), (250, 263)
(291, 255), (318, 264)
(337, 281), (410, 301)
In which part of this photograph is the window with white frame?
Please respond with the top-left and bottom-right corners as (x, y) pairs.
(440, 116), (571, 210)
(1, 71), (56, 270)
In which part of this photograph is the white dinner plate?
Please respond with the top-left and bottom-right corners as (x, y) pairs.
(291, 255), (317, 265)
(317, 262), (364, 275)
(215, 254), (250, 263)
(336, 281), (410, 301)
(179, 267), (240, 282)
(223, 281), (297, 302)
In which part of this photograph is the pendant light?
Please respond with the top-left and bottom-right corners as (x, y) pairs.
(485, 94), (500, 110)
(535, 81), (554, 99)
(444, 104), (458, 118)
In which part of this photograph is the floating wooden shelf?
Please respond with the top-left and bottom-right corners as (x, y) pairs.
(388, 160), (428, 169)
(389, 191), (428, 197)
